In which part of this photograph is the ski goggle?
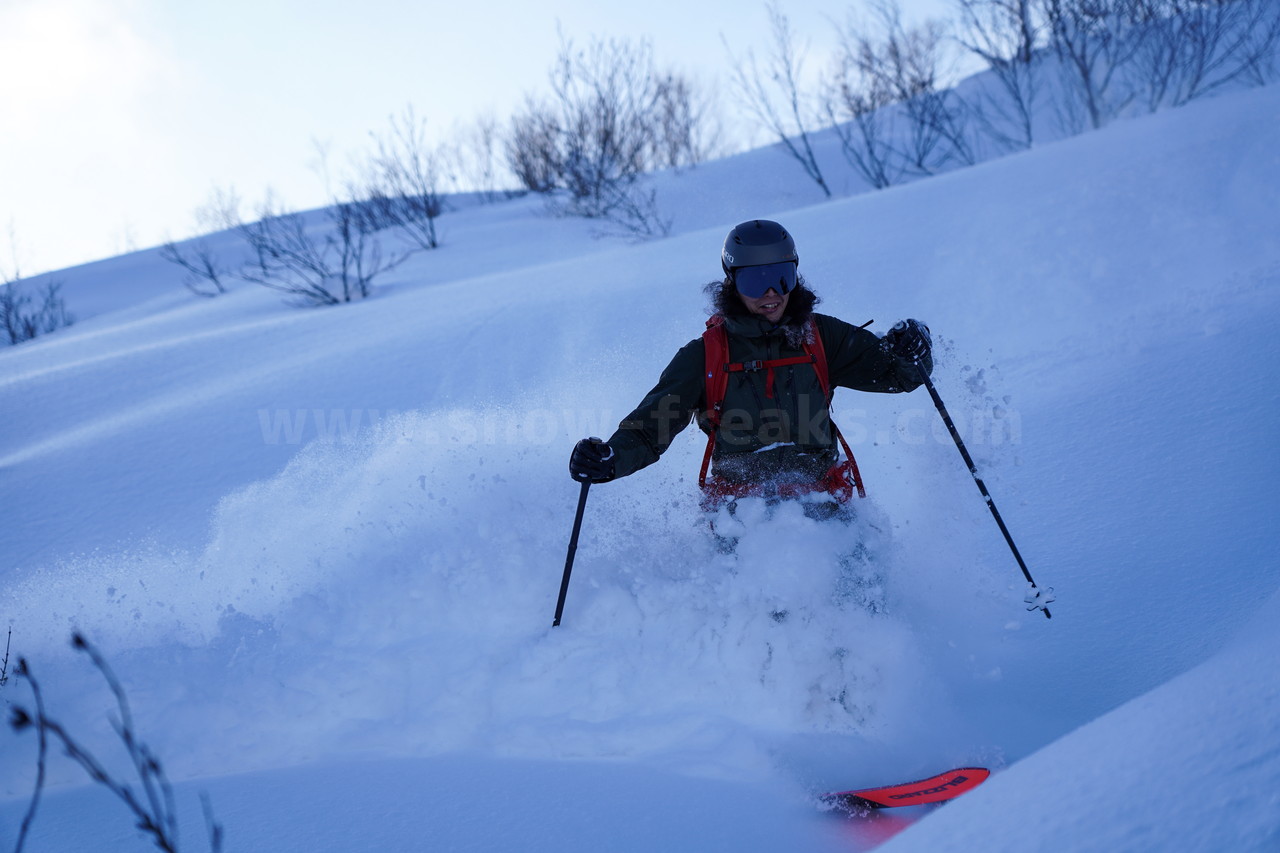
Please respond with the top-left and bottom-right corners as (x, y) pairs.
(733, 261), (797, 299)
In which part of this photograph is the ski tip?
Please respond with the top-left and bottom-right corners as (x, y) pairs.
(822, 766), (990, 810)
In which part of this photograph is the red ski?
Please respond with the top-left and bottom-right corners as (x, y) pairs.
(823, 767), (990, 812)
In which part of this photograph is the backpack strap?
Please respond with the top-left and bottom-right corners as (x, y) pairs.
(700, 317), (730, 488)
(803, 318), (866, 498)
(700, 315), (865, 498)
(803, 321), (832, 398)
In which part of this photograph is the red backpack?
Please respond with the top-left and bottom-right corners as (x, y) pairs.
(699, 315), (866, 503)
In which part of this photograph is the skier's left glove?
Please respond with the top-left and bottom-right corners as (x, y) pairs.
(883, 318), (932, 363)
(569, 437), (616, 483)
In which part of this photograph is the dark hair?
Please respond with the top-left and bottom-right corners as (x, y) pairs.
(703, 273), (820, 322)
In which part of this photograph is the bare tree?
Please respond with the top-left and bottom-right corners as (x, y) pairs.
(1042, 0), (1148, 131)
(1129, 0), (1280, 111)
(1232, 0), (1280, 87)
(725, 2), (832, 196)
(877, 1), (975, 174)
(823, 34), (902, 189)
(953, 0), (1044, 150)
(1043, 0), (1280, 130)
(823, 1), (973, 185)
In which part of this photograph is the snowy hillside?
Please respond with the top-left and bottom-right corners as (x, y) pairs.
(2, 80), (1279, 852)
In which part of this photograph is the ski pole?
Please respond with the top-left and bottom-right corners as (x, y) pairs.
(553, 481), (591, 627)
(915, 362), (1052, 619)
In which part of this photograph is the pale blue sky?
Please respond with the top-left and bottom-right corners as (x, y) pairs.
(0, 0), (950, 276)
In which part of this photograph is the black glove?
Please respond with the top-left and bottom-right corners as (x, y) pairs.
(883, 318), (931, 363)
(569, 437), (616, 483)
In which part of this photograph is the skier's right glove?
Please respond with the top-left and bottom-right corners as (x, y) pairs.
(569, 437), (616, 483)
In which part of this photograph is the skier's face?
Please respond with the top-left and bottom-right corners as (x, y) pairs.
(739, 286), (789, 324)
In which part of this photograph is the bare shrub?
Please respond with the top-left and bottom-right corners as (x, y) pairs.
(504, 32), (693, 237)
(159, 241), (232, 297)
(1, 279), (74, 345)
(584, 183), (672, 241)
(547, 35), (660, 203)
(158, 188), (245, 297)
(450, 113), (508, 203)
(236, 193), (413, 306)
(8, 634), (223, 853)
(360, 106), (449, 250)
(1, 627), (12, 687)
(506, 104), (561, 194)
(165, 124), (439, 306)
(649, 72), (723, 171)
(1, 228), (74, 344)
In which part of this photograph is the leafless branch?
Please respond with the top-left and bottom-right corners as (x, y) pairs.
(8, 635), (223, 853)
(725, 2), (832, 196)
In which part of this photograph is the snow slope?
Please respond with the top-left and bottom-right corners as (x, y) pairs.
(880, 587), (1280, 852)
(2, 82), (1279, 851)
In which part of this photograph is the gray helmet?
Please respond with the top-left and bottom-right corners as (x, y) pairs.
(721, 219), (798, 277)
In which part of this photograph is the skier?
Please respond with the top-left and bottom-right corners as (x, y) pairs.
(568, 219), (932, 517)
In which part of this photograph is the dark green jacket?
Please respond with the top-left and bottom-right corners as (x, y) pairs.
(607, 311), (931, 483)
